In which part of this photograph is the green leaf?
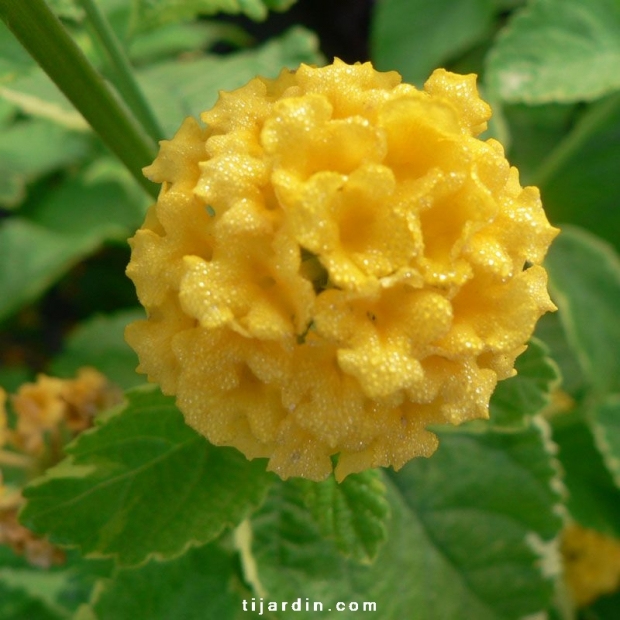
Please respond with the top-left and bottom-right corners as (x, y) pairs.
(50, 309), (144, 390)
(90, 542), (249, 620)
(132, 0), (298, 31)
(138, 26), (322, 138)
(128, 21), (252, 65)
(588, 589), (620, 620)
(0, 570), (70, 619)
(295, 468), (390, 564)
(0, 118), (89, 207)
(0, 218), (99, 323)
(487, 0), (620, 103)
(371, 0), (494, 85)
(535, 312), (587, 400)
(0, 582), (64, 620)
(0, 547), (93, 620)
(489, 337), (561, 426)
(591, 395), (620, 490)
(0, 162), (149, 322)
(248, 418), (564, 619)
(0, 547), (113, 620)
(20, 385), (274, 566)
(544, 226), (620, 396)
(552, 412), (620, 539)
(26, 164), (147, 238)
(534, 94), (620, 250)
(499, 102), (576, 185)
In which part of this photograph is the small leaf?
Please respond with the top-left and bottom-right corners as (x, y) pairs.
(591, 395), (620, 491)
(489, 337), (561, 426)
(296, 469), (390, 564)
(371, 0), (494, 85)
(487, 0), (620, 103)
(249, 417), (564, 619)
(50, 310), (144, 390)
(544, 226), (620, 396)
(132, 0), (298, 32)
(91, 543), (249, 620)
(0, 118), (89, 207)
(20, 385), (274, 566)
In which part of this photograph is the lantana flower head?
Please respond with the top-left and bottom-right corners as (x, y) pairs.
(9, 367), (121, 456)
(0, 369), (121, 567)
(562, 524), (620, 607)
(126, 59), (558, 481)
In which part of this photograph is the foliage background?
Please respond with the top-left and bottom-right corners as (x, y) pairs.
(1, 0), (620, 618)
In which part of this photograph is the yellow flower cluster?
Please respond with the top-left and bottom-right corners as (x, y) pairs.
(126, 59), (558, 481)
(0, 369), (121, 567)
(7, 367), (121, 456)
(562, 524), (620, 607)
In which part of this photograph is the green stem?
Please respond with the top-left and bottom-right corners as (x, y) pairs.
(0, 0), (158, 199)
(77, 0), (164, 144)
(533, 92), (620, 190)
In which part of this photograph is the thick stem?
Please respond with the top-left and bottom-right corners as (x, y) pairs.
(0, 0), (158, 198)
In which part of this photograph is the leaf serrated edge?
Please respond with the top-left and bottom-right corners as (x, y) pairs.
(339, 473), (390, 563)
(298, 471), (390, 564)
(20, 383), (274, 567)
(531, 415), (569, 520)
(523, 416), (570, 620)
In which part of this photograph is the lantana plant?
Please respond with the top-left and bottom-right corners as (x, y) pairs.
(1, 1), (620, 619)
